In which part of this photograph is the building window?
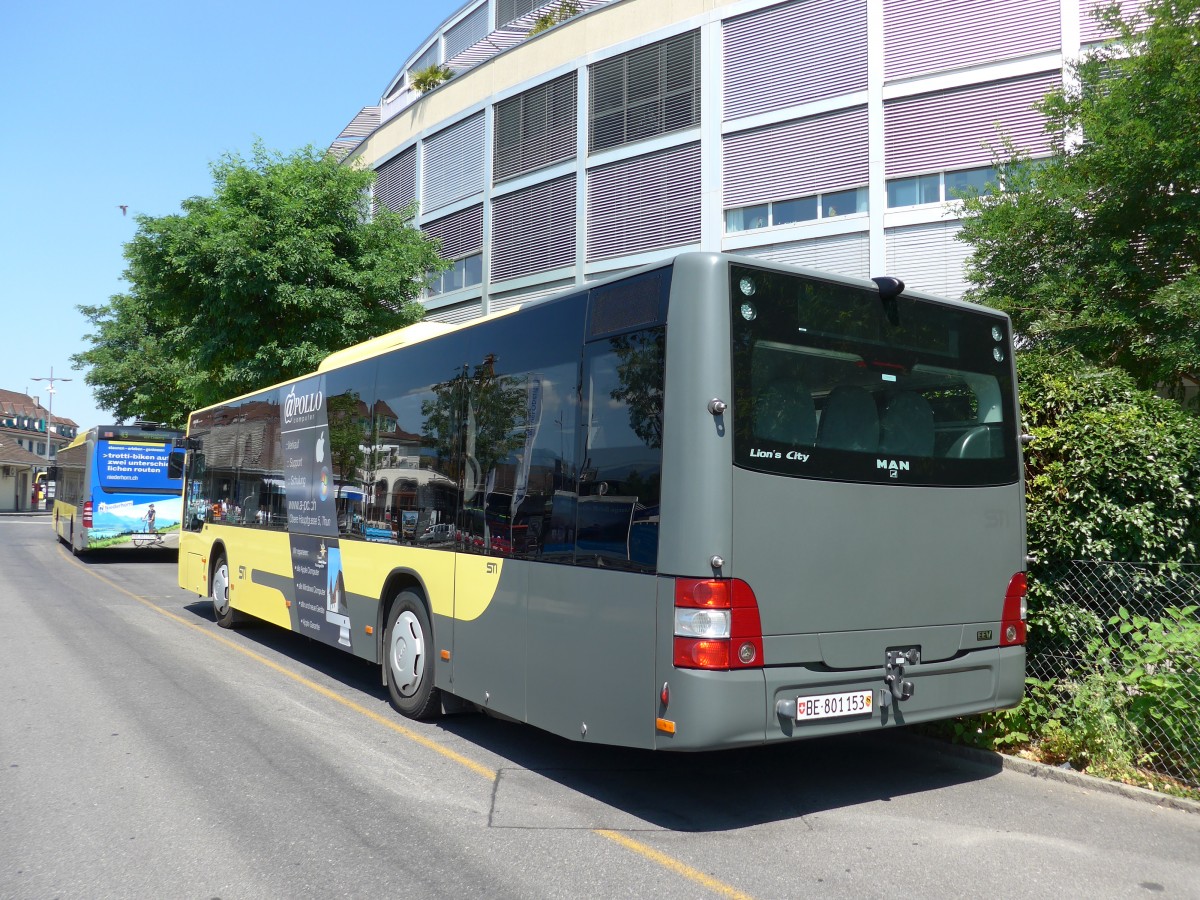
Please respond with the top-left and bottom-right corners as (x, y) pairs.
(428, 254), (483, 296)
(773, 197), (819, 226)
(886, 173), (940, 207)
(725, 188), (867, 234)
(886, 166), (999, 209)
(494, 73), (578, 183)
(724, 204), (769, 233)
(822, 187), (867, 218)
(589, 31), (700, 153)
(945, 165), (998, 198)
(410, 42), (439, 77)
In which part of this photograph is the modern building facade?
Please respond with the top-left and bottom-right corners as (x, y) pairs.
(332, 0), (1126, 322)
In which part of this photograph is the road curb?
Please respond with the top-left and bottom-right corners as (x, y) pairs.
(908, 732), (1200, 815)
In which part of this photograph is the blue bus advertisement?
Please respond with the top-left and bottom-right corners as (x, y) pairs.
(54, 426), (185, 552)
(89, 438), (183, 547)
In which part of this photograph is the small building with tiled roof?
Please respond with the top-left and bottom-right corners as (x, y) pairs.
(0, 434), (50, 512)
(0, 388), (80, 512)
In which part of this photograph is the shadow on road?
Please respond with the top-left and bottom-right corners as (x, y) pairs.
(64, 545), (179, 565)
(178, 599), (1001, 832)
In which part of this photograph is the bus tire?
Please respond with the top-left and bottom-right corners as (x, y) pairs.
(385, 589), (440, 719)
(211, 552), (237, 629)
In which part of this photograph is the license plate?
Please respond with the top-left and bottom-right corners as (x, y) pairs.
(795, 689), (874, 722)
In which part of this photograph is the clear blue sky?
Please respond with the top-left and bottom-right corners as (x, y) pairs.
(0, 0), (449, 429)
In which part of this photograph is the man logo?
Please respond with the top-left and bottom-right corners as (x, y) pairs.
(877, 459), (909, 479)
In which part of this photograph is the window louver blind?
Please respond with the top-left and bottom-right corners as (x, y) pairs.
(498, 0), (539, 27)
(589, 31), (700, 153)
(587, 142), (701, 261)
(426, 300), (484, 324)
(883, 0), (1060, 80)
(1079, 0), (1138, 43)
(494, 73), (578, 183)
(423, 112), (486, 213)
(423, 204), (484, 260)
(374, 147), (417, 213)
(491, 175), (577, 282)
(723, 106), (868, 208)
(740, 233), (870, 280)
(885, 222), (970, 300)
(411, 42), (439, 73)
(884, 72), (1060, 178)
(445, 4), (489, 61)
(724, 0), (867, 120)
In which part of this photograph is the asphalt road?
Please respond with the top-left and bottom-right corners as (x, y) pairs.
(2, 516), (1198, 899)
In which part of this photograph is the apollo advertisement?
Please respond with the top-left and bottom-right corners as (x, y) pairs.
(280, 378), (350, 650)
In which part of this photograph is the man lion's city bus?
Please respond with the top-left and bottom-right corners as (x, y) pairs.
(178, 253), (1027, 750)
(52, 424), (184, 552)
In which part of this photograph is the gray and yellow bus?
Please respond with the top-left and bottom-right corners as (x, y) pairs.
(177, 253), (1026, 749)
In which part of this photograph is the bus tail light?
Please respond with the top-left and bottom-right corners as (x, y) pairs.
(1000, 572), (1027, 646)
(673, 578), (763, 670)
(82, 501), (93, 529)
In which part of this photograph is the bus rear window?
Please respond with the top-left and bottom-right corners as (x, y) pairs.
(97, 440), (182, 494)
(729, 264), (1019, 487)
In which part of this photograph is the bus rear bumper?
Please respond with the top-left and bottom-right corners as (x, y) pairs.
(654, 647), (1025, 750)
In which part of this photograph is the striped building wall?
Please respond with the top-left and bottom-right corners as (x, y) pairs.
(342, 0), (1131, 319)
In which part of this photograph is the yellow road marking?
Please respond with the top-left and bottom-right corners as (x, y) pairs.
(65, 548), (756, 899)
(64, 552), (494, 780)
(595, 830), (755, 900)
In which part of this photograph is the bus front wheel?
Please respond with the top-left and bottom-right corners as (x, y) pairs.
(211, 553), (237, 628)
(385, 590), (440, 719)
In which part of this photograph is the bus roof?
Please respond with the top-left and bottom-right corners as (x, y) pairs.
(66, 425), (184, 450)
(317, 305), (524, 373)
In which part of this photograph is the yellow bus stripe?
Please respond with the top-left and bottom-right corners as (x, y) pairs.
(65, 548), (756, 900)
(594, 830), (755, 899)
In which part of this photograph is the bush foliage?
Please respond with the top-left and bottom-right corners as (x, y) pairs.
(1018, 349), (1200, 570)
(931, 351), (1200, 795)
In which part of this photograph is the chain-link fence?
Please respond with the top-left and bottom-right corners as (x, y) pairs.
(1026, 560), (1200, 791)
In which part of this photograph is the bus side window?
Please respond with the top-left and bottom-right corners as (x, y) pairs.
(233, 397), (285, 530)
(576, 326), (664, 573)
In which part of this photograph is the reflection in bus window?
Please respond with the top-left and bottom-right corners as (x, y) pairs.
(460, 296), (583, 561)
(577, 327), (664, 571)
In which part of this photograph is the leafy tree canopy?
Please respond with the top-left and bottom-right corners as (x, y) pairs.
(75, 142), (445, 425)
(959, 0), (1200, 395)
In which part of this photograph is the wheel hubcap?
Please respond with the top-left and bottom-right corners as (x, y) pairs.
(390, 611), (425, 697)
(212, 564), (230, 617)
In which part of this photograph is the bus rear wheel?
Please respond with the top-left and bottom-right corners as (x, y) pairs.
(211, 553), (237, 628)
(385, 589), (440, 719)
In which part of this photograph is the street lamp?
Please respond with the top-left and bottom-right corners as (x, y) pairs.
(30, 366), (72, 463)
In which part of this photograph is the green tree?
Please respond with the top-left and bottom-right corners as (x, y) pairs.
(959, 0), (1200, 394)
(74, 143), (445, 425)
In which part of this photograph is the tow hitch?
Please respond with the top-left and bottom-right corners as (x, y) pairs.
(879, 647), (919, 708)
